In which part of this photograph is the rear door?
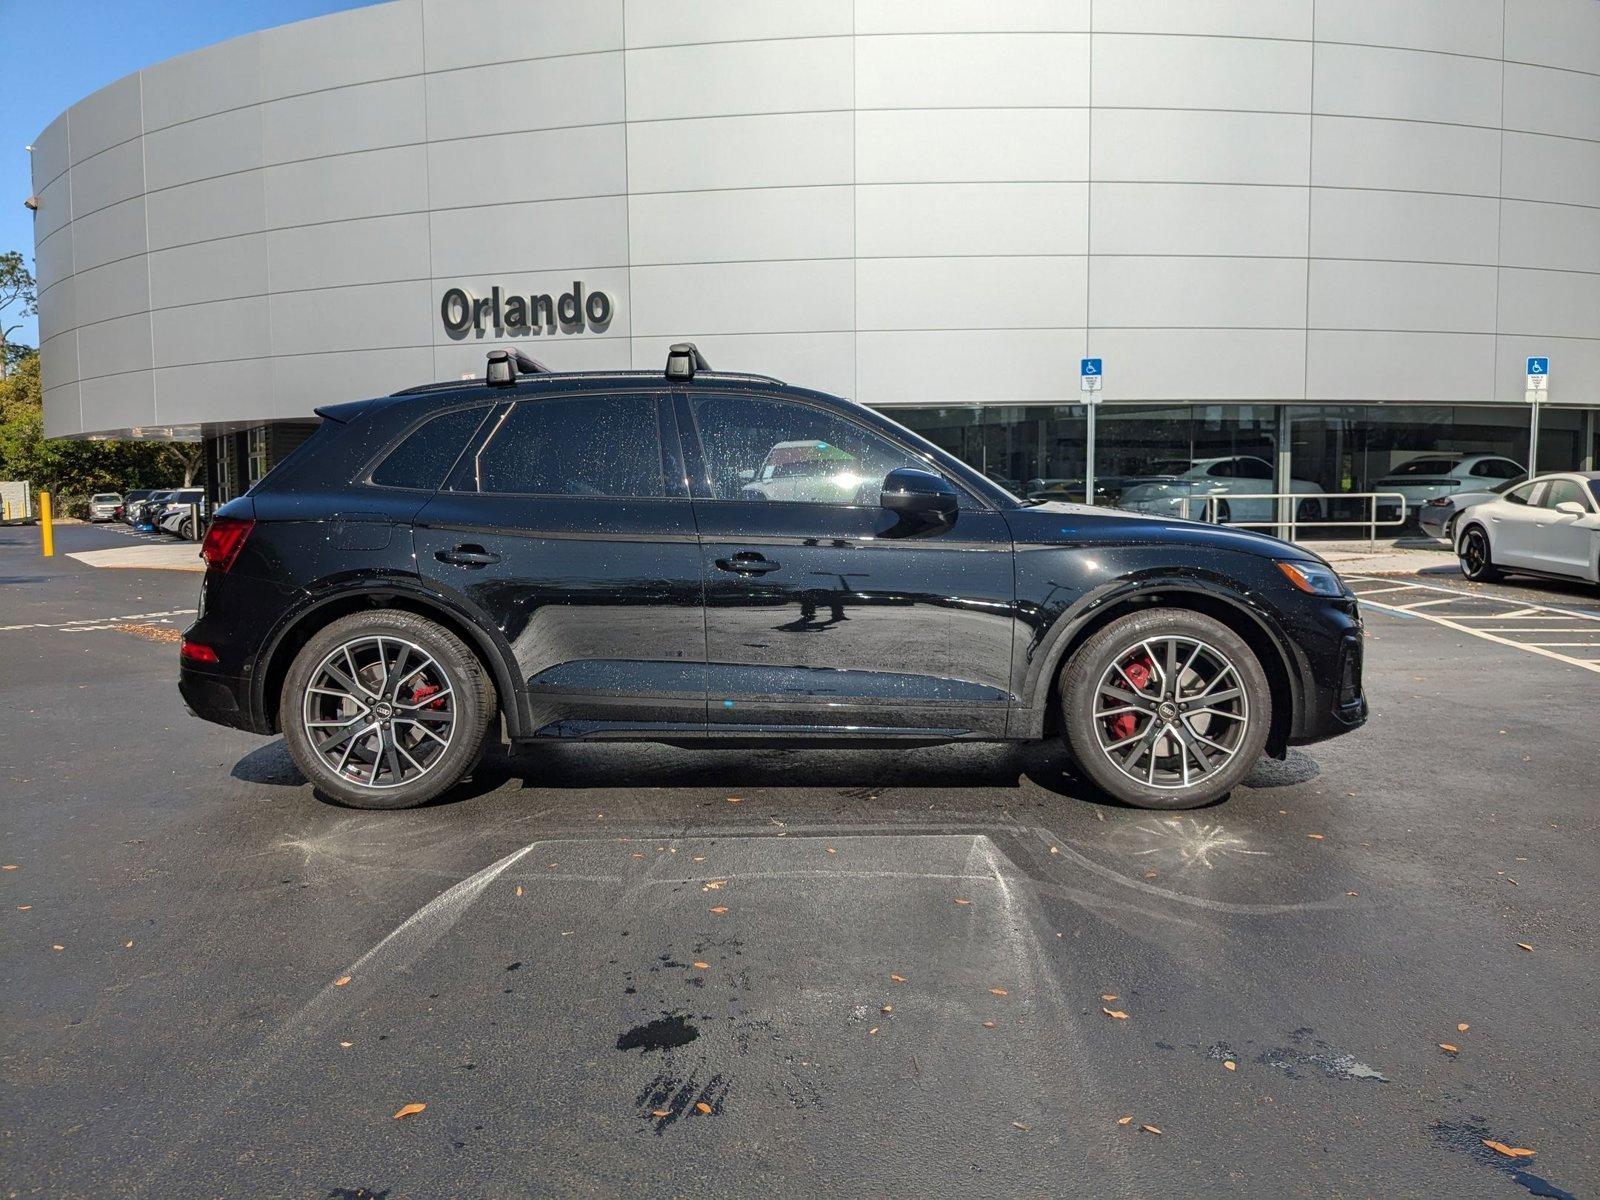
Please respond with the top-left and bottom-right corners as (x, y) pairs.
(680, 390), (1015, 739)
(413, 389), (706, 739)
(1488, 480), (1544, 567)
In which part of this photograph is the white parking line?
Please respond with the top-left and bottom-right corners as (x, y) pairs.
(1349, 575), (1600, 676)
(0, 608), (196, 633)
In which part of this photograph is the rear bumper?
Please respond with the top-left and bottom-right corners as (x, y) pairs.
(178, 661), (261, 733)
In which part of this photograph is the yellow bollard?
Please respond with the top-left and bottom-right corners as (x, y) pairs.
(39, 491), (54, 557)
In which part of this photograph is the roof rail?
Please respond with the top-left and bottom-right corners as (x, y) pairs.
(486, 347), (551, 387)
(665, 342), (710, 380)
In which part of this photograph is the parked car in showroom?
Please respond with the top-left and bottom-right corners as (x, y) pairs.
(154, 488), (206, 538)
(180, 345), (1366, 813)
(1376, 453), (1524, 522)
(1417, 475), (1526, 541)
(88, 493), (123, 522)
(1457, 472), (1600, 585)
(1117, 456), (1326, 524)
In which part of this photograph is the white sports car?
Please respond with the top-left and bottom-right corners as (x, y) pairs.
(1117, 456), (1325, 524)
(1456, 472), (1600, 585)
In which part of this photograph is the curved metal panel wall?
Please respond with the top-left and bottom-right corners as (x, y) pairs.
(30, 0), (1600, 437)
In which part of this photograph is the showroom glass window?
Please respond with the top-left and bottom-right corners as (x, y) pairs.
(691, 394), (926, 506)
(371, 406), (490, 490)
(454, 395), (664, 497)
(246, 427), (269, 486)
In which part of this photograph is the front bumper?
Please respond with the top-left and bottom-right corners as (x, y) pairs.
(1286, 606), (1368, 747)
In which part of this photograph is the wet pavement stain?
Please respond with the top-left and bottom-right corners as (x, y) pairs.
(617, 1013), (699, 1054)
(1433, 1120), (1576, 1200)
(1257, 1028), (1387, 1083)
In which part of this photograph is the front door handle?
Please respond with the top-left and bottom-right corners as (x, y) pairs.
(435, 544), (501, 567)
(715, 551), (781, 575)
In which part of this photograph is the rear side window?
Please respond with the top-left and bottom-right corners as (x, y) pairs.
(372, 407), (489, 490)
(1504, 482), (1536, 506)
(456, 395), (664, 497)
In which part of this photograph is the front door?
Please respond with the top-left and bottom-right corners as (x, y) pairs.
(680, 391), (1016, 739)
(1534, 477), (1600, 579)
(1489, 480), (1545, 568)
(413, 390), (706, 738)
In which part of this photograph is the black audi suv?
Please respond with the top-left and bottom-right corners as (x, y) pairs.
(180, 344), (1366, 811)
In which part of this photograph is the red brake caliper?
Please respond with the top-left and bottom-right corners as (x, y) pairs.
(1108, 657), (1155, 742)
(409, 682), (446, 710)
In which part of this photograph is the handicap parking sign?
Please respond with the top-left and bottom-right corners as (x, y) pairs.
(1527, 357), (1549, 375)
(1081, 358), (1102, 376)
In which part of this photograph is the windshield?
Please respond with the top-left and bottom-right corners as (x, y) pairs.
(92, 494), (120, 502)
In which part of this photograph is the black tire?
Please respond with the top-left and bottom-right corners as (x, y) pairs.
(1458, 524), (1501, 582)
(1214, 499), (1232, 524)
(280, 610), (497, 810)
(1060, 609), (1272, 810)
(179, 517), (194, 540)
(1295, 497), (1320, 524)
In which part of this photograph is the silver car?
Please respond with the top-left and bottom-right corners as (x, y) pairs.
(1457, 472), (1600, 585)
(1417, 476), (1526, 541)
(88, 492), (122, 522)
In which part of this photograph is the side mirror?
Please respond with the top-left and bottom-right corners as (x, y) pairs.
(1555, 500), (1587, 516)
(882, 467), (958, 521)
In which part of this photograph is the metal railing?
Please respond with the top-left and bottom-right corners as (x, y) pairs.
(1177, 492), (1410, 545)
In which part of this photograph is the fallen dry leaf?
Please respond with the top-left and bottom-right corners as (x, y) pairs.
(1347, 891), (1358, 897)
(982, 1021), (995, 1029)
(1482, 1140), (1535, 1159)
(695, 1101), (712, 1114)
(393, 1103), (426, 1120)
(651, 1108), (671, 1118)
(1517, 942), (1534, 952)
(703, 880), (725, 891)
(1101, 994), (1118, 1002)
(1457, 1023), (1470, 1032)
(1, 864), (17, 871)
(868, 1026), (878, 1035)
(1439, 1043), (1459, 1054)
(692, 961), (710, 970)
(709, 906), (729, 915)
(340, 1040), (353, 1048)
(1102, 1007), (1129, 1020)
(1307, 833), (1325, 840)
(1141, 1124), (1162, 1135)
(125, 940), (134, 948)
(890, 973), (907, 983)
(1012, 1121), (1030, 1131)
(881, 1005), (892, 1014)
(16, 905), (31, 911)
(51, 944), (63, 951)
(989, 987), (1009, 997)
(725, 797), (742, 804)
(953, 898), (971, 906)
(334, 976), (352, 987)
(1224, 1061), (1236, 1071)
(691, 855), (705, 863)
(1049, 846), (1059, 855)
(826, 847), (837, 855)
(1116, 1116), (1133, 1126)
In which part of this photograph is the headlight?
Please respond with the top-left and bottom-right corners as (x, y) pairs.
(1276, 559), (1346, 596)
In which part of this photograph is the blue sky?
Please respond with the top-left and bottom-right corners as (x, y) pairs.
(1, 0), (385, 349)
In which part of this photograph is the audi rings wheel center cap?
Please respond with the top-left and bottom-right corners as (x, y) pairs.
(374, 701), (395, 721)
(1158, 700), (1179, 721)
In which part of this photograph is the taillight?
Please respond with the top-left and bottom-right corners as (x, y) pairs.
(200, 517), (254, 572)
(181, 640), (219, 664)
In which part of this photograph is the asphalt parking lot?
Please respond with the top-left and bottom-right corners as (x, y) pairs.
(3, 522), (1596, 1199)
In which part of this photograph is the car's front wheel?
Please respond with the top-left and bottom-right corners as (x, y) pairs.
(1060, 610), (1272, 810)
(280, 610), (496, 809)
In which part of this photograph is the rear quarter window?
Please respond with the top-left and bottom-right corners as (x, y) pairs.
(370, 406), (491, 491)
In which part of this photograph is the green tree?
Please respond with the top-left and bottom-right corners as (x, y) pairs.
(0, 350), (195, 514)
(1, 251), (36, 382)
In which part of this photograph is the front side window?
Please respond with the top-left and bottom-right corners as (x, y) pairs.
(372, 406), (490, 490)
(458, 394), (664, 497)
(1542, 479), (1591, 510)
(690, 394), (927, 506)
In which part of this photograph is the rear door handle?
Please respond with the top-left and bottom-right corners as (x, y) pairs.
(715, 551), (781, 575)
(435, 544), (501, 567)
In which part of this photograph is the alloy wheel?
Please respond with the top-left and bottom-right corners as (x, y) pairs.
(300, 635), (456, 789)
(1092, 636), (1250, 791)
(1462, 529), (1487, 576)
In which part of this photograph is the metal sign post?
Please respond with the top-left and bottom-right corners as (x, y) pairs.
(1080, 358), (1102, 506)
(1526, 358), (1550, 473)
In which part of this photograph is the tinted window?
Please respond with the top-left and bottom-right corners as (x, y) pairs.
(1235, 457), (1273, 480)
(372, 407), (489, 490)
(1504, 482), (1536, 506)
(1206, 461), (1235, 478)
(92, 494), (121, 503)
(1390, 458), (1460, 476)
(691, 394), (927, 505)
(1472, 458), (1523, 479)
(1542, 479), (1591, 510)
(1490, 476), (1526, 494)
(462, 395), (664, 497)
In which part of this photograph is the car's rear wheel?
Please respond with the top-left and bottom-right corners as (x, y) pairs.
(280, 611), (496, 810)
(1213, 499), (1232, 524)
(1295, 497), (1321, 524)
(1459, 525), (1501, 582)
(1060, 610), (1272, 810)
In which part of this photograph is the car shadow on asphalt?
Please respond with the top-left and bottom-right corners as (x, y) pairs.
(232, 736), (1319, 814)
